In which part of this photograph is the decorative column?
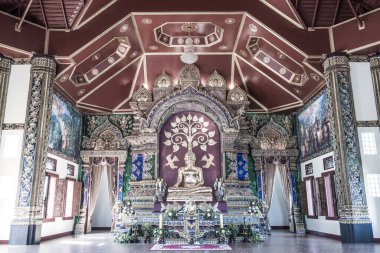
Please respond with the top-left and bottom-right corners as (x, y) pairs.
(323, 53), (373, 243)
(0, 54), (13, 144)
(369, 53), (380, 122)
(9, 55), (56, 245)
(75, 157), (91, 235)
(117, 157), (126, 203)
(253, 156), (263, 201)
(288, 156), (305, 234)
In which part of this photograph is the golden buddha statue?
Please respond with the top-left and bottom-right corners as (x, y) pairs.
(167, 151), (212, 202)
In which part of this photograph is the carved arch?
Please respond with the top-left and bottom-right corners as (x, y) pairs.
(257, 119), (288, 150)
(82, 119), (128, 150)
(142, 86), (239, 131)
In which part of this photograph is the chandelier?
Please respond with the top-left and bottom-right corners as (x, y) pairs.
(180, 23), (198, 64)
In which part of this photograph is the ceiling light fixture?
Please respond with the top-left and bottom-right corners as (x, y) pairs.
(180, 38), (198, 64)
(180, 23), (199, 64)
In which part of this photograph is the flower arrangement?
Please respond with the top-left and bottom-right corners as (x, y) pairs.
(123, 200), (135, 215)
(248, 197), (268, 218)
(164, 206), (180, 220)
(202, 208), (215, 220)
(153, 228), (167, 244)
(250, 231), (265, 243)
(215, 227), (231, 237)
(113, 232), (137, 243)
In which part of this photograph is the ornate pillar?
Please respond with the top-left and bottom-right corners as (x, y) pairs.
(288, 156), (305, 234)
(9, 55), (56, 245)
(253, 156), (263, 201)
(75, 157), (91, 235)
(369, 53), (380, 121)
(0, 54), (13, 144)
(323, 53), (373, 243)
(117, 157), (126, 203)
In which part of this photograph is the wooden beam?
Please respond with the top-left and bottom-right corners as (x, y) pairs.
(286, 0), (307, 29)
(347, 0), (364, 28)
(15, 0), (33, 32)
(39, 0), (48, 28)
(60, 0), (69, 30)
(332, 0), (342, 25)
(311, 0), (320, 28)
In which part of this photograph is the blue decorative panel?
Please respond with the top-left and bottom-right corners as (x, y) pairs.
(48, 94), (82, 158)
(236, 153), (248, 180)
(257, 174), (262, 201)
(132, 154), (144, 181)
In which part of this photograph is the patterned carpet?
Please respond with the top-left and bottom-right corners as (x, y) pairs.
(150, 244), (232, 251)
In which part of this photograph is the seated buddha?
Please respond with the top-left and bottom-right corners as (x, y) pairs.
(167, 151), (212, 202)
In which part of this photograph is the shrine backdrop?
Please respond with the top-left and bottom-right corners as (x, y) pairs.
(159, 111), (221, 187)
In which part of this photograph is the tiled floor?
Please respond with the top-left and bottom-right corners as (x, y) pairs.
(1, 230), (380, 253)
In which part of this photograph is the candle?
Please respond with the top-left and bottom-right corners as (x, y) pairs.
(220, 214), (224, 228)
(159, 214), (163, 229)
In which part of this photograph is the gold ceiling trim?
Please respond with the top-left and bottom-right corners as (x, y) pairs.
(259, 0), (304, 29)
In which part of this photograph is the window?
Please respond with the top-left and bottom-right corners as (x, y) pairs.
(43, 173), (58, 220)
(301, 176), (317, 219)
(367, 174), (380, 197)
(361, 132), (377, 155)
(322, 171), (338, 219)
(64, 179), (75, 219)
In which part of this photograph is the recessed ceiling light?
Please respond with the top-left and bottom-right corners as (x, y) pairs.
(209, 35), (216, 42)
(249, 24), (258, 33)
(310, 73), (320, 81)
(149, 45), (158, 51)
(240, 50), (248, 57)
(108, 57), (115, 64)
(177, 38), (184, 45)
(263, 56), (270, 64)
(293, 88), (302, 94)
(59, 74), (69, 82)
(219, 45), (229, 50)
(130, 51), (139, 58)
(119, 24), (129, 33)
(118, 45), (126, 53)
(279, 68), (286, 75)
(277, 52), (286, 60)
(193, 38), (200, 45)
(77, 89), (86, 96)
(142, 18), (152, 24)
(91, 69), (99, 76)
(225, 18), (235, 24)
(91, 53), (100, 61)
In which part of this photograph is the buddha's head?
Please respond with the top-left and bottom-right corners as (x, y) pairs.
(184, 151), (196, 166)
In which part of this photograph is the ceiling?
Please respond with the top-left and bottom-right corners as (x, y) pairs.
(54, 12), (325, 113)
(0, 0), (379, 114)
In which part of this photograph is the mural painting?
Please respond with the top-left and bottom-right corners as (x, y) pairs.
(297, 91), (332, 161)
(48, 94), (82, 159)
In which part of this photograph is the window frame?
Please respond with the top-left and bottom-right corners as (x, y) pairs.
(304, 176), (318, 219)
(321, 171), (339, 220)
(63, 177), (76, 220)
(43, 172), (59, 223)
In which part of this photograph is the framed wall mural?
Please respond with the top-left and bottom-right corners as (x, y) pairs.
(67, 164), (75, 176)
(46, 157), (57, 171)
(323, 156), (334, 170)
(48, 94), (82, 161)
(305, 163), (313, 175)
(297, 90), (332, 162)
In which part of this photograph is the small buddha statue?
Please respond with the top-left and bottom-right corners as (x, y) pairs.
(167, 151), (212, 201)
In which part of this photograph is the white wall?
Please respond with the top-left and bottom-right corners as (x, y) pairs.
(301, 151), (341, 236)
(3, 65), (31, 124)
(0, 65), (30, 241)
(267, 167), (289, 227)
(0, 130), (25, 240)
(41, 153), (79, 238)
(350, 62), (377, 121)
(350, 62), (380, 239)
(91, 167), (112, 228)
